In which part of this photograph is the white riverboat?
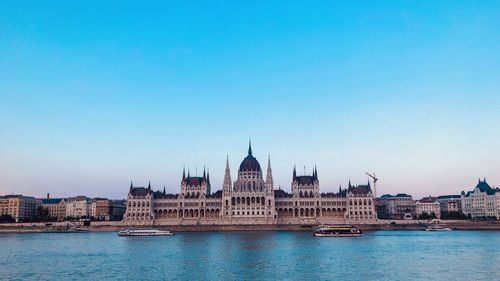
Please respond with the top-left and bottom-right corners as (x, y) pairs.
(425, 225), (452, 231)
(313, 225), (363, 237)
(118, 228), (173, 237)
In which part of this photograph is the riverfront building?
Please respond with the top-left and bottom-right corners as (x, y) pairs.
(436, 195), (462, 215)
(123, 143), (377, 225)
(415, 197), (441, 219)
(461, 178), (500, 219)
(65, 196), (92, 219)
(376, 193), (416, 219)
(41, 198), (67, 221)
(0, 195), (37, 222)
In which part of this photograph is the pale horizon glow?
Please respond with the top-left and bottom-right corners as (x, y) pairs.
(1, 1), (499, 200)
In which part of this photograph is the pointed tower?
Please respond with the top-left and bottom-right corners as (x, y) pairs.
(265, 155), (273, 191)
(182, 166), (186, 182)
(223, 155), (232, 193)
(163, 186), (166, 194)
(248, 138), (253, 155)
(207, 168), (211, 186)
(129, 181), (133, 193)
(206, 168), (211, 195)
(147, 181), (151, 190)
(293, 165), (297, 181)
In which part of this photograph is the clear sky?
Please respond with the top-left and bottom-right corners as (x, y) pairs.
(1, 1), (499, 199)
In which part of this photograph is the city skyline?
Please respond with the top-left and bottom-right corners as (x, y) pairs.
(1, 2), (499, 199)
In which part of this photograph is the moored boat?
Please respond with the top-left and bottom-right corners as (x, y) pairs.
(42, 225), (90, 233)
(313, 225), (363, 237)
(118, 228), (173, 236)
(425, 225), (452, 231)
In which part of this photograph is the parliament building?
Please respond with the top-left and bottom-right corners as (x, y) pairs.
(124, 142), (377, 225)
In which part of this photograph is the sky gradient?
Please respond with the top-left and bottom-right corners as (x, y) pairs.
(1, 1), (499, 199)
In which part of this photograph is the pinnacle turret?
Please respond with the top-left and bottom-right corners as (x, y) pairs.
(266, 154), (273, 189)
(223, 155), (232, 192)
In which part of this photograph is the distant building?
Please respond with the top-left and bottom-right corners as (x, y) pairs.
(377, 193), (415, 219)
(41, 197), (67, 221)
(66, 196), (91, 219)
(0, 195), (37, 222)
(91, 198), (111, 220)
(110, 200), (126, 221)
(436, 195), (462, 214)
(461, 178), (500, 219)
(416, 197), (441, 219)
(124, 142), (377, 225)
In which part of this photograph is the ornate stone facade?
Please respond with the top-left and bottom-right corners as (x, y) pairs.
(124, 143), (377, 225)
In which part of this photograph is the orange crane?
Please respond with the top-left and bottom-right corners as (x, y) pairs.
(365, 172), (378, 198)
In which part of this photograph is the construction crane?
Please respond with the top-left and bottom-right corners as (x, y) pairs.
(365, 172), (378, 198)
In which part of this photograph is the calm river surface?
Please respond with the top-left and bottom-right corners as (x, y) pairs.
(1, 230), (499, 280)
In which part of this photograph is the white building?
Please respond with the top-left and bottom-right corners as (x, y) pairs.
(416, 197), (441, 219)
(461, 178), (500, 219)
(65, 196), (91, 219)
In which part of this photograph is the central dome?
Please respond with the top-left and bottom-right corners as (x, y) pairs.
(238, 141), (261, 172)
(239, 154), (261, 172)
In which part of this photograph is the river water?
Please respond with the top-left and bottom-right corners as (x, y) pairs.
(0, 230), (499, 280)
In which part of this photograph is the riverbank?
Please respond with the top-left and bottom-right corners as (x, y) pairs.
(1, 220), (499, 233)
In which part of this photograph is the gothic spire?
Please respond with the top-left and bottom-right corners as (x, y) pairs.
(293, 164), (297, 180)
(148, 181), (151, 190)
(203, 166), (206, 179)
(129, 181), (133, 193)
(163, 186), (166, 194)
(223, 155), (232, 192)
(266, 154), (273, 188)
(182, 166), (186, 181)
(348, 179), (352, 189)
(248, 138), (253, 155)
(207, 168), (210, 185)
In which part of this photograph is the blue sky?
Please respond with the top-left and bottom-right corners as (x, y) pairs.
(1, 1), (499, 199)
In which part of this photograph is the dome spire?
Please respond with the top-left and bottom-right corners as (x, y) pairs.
(248, 138), (253, 155)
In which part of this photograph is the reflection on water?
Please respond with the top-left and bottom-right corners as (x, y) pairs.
(1, 231), (499, 280)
